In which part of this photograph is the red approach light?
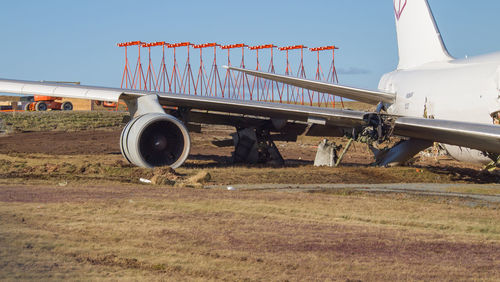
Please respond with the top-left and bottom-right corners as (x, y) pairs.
(248, 44), (277, 50)
(142, 41), (167, 48)
(278, 45), (308, 51)
(117, 41), (145, 47)
(167, 42), (193, 48)
(220, 44), (248, 49)
(310, 46), (339, 52)
(193, 43), (220, 48)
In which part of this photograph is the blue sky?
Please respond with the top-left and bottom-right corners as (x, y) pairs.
(0, 0), (499, 91)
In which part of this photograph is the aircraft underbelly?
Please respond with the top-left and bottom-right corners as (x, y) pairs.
(442, 144), (491, 165)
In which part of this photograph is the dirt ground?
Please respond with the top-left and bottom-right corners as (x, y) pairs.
(0, 129), (120, 155)
(0, 124), (495, 185)
(0, 125), (484, 167)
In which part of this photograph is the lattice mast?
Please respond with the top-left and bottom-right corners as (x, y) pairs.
(153, 41), (170, 93)
(248, 44), (277, 101)
(117, 41), (145, 90)
(117, 41), (132, 89)
(221, 44), (248, 100)
(142, 42), (160, 91)
(279, 45), (308, 105)
(117, 41), (341, 108)
(310, 45), (342, 108)
(167, 42), (192, 93)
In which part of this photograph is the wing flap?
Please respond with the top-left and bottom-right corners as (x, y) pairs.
(154, 91), (368, 128)
(224, 66), (396, 105)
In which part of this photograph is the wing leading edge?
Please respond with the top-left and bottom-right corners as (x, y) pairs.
(0, 78), (123, 102)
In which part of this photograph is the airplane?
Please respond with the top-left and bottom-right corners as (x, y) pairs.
(0, 0), (499, 169)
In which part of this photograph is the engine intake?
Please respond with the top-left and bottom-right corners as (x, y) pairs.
(120, 113), (191, 168)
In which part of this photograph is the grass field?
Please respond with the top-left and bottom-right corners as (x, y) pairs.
(0, 111), (127, 133)
(1, 185), (500, 280)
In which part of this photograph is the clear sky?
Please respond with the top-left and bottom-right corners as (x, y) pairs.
(0, 0), (499, 91)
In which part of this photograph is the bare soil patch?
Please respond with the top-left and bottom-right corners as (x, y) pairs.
(0, 130), (121, 155)
(0, 122), (497, 185)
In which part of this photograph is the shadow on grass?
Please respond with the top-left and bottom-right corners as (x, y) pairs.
(185, 154), (313, 169)
(423, 165), (500, 184)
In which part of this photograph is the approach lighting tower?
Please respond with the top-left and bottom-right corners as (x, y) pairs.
(221, 44), (248, 100)
(278, 45), (308, 105)
(310, 45), (342, 108)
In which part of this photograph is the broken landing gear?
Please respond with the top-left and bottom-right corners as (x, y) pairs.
(231, 127), (284, 166)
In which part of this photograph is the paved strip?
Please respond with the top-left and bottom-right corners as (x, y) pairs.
(205, 183), (500, 203)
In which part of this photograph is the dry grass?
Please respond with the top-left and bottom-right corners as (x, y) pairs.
(202, 165), (452, 184)
(0, 111), (127, 133)
(1, 186), (500, 280)
(0, 152), (493, 187)
(0, 102), (369, 134)
(445, 185), (500, 196)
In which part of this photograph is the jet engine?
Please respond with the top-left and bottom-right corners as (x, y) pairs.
(120, 113), (191, 168)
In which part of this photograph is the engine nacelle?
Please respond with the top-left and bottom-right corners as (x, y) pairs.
(120, 113), (191, 168)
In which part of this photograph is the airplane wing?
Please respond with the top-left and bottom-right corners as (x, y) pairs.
(0, 79), (123, 102)
(1, 78), (500, 158)
(223, 66), (396, 105)
(0, 78), (367, 129)
(393, 117), (500, 154)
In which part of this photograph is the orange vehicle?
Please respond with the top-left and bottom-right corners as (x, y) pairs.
(24, 95), (73, 111)
(94, 100), (117, 108)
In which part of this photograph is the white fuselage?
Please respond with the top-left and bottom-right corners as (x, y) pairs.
(378, 52), (500, 163)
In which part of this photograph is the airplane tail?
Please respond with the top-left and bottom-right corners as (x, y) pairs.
(394, 0), (453, 69)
